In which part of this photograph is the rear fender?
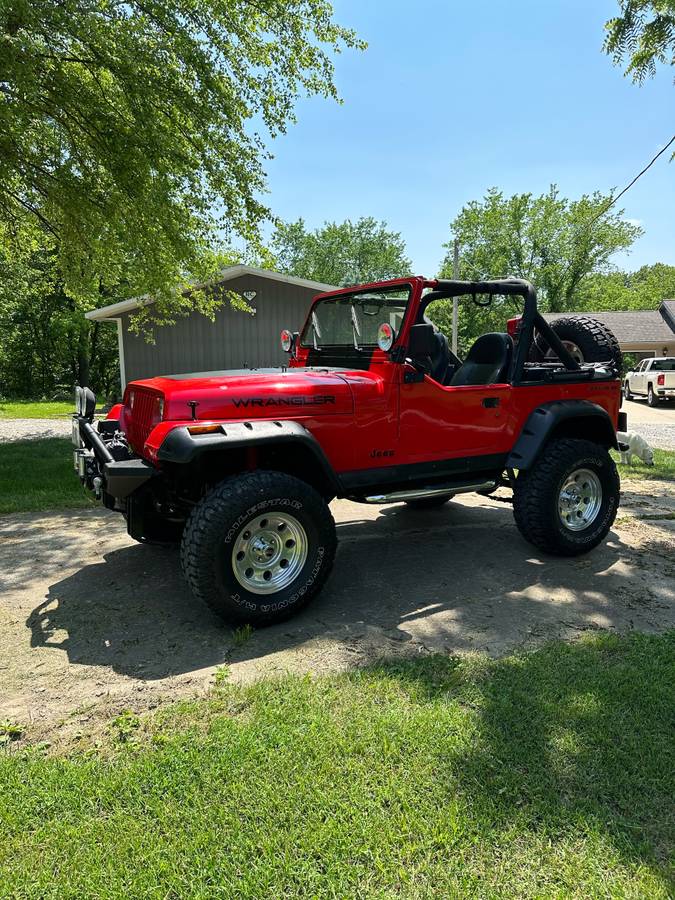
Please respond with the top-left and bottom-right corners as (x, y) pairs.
(507, 400), (618, 470)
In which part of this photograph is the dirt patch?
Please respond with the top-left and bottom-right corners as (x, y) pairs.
(1, 480), (674, 743)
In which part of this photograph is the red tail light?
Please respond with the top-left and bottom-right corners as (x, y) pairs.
(657, 373), (665, 386)
(506, 315), (522, 338)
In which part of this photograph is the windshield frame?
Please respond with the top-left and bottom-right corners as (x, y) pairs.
(299, 284), (413, 351)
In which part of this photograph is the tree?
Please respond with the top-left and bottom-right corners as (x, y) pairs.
(604, 1), (675, 82)
(576, 262), (675, 311)
(432, 187), (641, 353)
(0, 240), (119, 399)
(272, 217), (412, 286)
(0, 1), (363, 311)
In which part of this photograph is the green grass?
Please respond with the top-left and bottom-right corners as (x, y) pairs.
(0, 632), (672, 898)
(613, 447), (675, 482)
(0, 400), (74, 419)
(0, 438), (94, 514)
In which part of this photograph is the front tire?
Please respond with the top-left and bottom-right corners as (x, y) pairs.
(181, 471), (337, 626)
(513, 438), (620, 556)
(623, 381), (633, 401)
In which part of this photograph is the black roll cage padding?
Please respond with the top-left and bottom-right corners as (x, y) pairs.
(531, 312), (581, 372)
(420, 278), (581, 384)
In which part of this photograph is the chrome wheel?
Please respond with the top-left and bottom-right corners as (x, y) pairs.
(545, 339), (584, 364)
(232, 512), (308, 595)
(558, 468), (602, 532)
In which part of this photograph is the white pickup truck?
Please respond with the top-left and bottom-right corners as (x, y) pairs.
(624, 357), (675, 406)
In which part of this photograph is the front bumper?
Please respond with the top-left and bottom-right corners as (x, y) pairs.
(72, 414), (155, 501)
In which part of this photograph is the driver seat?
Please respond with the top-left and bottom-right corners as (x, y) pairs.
(450, 333), (513, 386)
(422, 316), (461, 384)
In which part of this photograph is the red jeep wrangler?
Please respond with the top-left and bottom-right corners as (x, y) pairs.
(72, 277), (627, 626)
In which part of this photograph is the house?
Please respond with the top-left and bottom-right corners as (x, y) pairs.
(86, 266), (337, 389)
(543, 300), (675, 360)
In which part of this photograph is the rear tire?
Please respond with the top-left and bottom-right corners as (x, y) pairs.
(533, 316), (622, 373)
(647, 384), (659, 407)
(181, 471), (337, 626)
(513, 438), (620, 556)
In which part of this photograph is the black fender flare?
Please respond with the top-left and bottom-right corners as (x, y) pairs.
(506, 400), (618, 470)
(156, 419), (341, 494)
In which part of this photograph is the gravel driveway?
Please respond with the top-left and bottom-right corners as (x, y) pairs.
(0, 418), (71, 443)
(623, 399), (675, 450)
(630, 423), (675, 451)
(1, 482), (674, 744)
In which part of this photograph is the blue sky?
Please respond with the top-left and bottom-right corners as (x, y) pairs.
(260, 0), (674, 277)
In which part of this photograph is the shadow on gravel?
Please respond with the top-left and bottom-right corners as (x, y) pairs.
(28, 498), (653, 681)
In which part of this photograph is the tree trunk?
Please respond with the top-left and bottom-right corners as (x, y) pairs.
(77, 322), (90, 386)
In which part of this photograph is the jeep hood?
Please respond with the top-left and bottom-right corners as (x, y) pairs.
(127, 367), (359, 420)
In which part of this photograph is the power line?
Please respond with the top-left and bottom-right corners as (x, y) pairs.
(588, 133), (675, 229)
(451, 133), (675, 293)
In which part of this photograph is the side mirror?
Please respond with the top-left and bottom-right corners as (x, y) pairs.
(407, 323), (436, 359)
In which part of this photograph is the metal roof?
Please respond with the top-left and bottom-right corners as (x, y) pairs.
(85, 265), (339, 321)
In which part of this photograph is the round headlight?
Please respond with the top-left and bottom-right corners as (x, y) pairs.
(280, 329), (293, 353)
(75, 386), (84, 415)
(82, 387), (96, 418)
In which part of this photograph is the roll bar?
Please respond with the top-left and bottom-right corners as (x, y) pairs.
(421, 278), (581, 383)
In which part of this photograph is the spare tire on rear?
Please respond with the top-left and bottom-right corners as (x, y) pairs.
(530, 316), (622, 373)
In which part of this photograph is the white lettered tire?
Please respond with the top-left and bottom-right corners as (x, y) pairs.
(181, 471), (337, 626)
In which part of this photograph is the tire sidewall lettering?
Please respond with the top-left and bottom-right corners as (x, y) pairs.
(224, 498), (303, 546)
(555, 455), (616, 544)
(224, 493), (326, 609)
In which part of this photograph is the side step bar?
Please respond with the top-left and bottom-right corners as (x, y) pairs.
(362, 480), (497, 505)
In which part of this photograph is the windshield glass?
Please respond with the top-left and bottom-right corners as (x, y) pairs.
(301, 287), (410, 348)
(651, 359), (675, 371)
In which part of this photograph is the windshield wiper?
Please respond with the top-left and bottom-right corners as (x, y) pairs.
(350, 304), (361, 350)
(311, 310), (322, 350)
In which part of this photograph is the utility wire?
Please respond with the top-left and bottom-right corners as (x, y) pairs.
(586, 133), (675, 230)
(500, 132), (675, 336)
(450, 133), (675, 301)
(550, 133), (675, 294)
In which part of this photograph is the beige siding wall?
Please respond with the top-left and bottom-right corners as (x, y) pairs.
(620, 341), (675, 361)
(120, 274), (317, 383)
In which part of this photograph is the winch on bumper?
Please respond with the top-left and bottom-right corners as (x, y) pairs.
(72, 387), (155, 504)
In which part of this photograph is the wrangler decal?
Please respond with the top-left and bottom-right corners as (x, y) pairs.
(232, 395), (336, 409)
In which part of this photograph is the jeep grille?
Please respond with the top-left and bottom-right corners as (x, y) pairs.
(125, 389), (162, 453)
